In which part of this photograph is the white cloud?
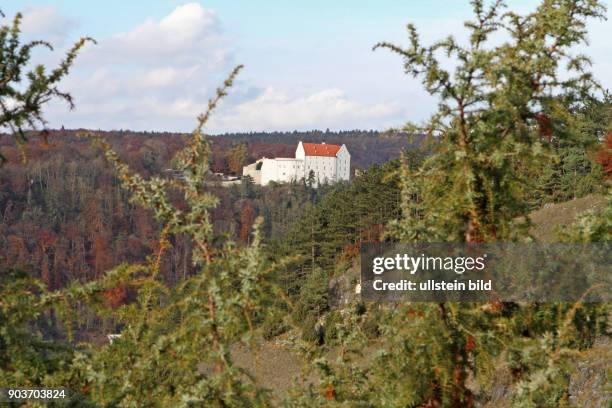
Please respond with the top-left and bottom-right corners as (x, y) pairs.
(20, 6), (76, 46)
(134, 66), (200, 88)
(40, 3), (405, 132)
(11, 2), (611, 134)
(210, 88), (402, 132)
(44, 3), (236, 131)
(82, 3), (225, 66)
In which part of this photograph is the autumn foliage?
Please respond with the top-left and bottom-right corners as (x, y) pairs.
(102, 286), (129, 308)
(596, 131), (612, 177)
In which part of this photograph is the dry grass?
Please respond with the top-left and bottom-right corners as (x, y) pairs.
(231, 336), (311, 399)
(528, 194), (607, 242)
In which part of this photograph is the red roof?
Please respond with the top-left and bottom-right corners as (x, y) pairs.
(302, 143), (341, 157)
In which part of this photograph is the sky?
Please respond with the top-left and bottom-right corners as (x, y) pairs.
(2, 1), (611, 133)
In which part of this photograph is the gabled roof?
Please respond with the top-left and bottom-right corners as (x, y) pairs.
(302, 143), (341, 157)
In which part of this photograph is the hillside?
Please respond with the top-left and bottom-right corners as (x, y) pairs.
(0, 131), (411, 290)
(528, 193), (607, 241)
(0, 129), (415, 174)
(231, 194), (611, 399)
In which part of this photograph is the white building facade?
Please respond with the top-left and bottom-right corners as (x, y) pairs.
(243, 141), (350, 186)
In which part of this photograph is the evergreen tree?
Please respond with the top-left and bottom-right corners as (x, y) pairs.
(530, 93), (610, 205)
(1, 66), (282, 406)
(0, 10), (93, 165)
(306, 169), (316, 189)
(378, 0), (605, 243)
(286, 1), (609, 406)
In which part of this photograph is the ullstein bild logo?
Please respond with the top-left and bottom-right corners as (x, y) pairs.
(360, 243), (611, 302)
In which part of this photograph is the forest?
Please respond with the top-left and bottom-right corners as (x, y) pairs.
(0, 129), (409, 294)
(1, 0), (612, 407)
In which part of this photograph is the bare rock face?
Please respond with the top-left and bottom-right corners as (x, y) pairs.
(327, 261), (361, 308)
(568, 337), (611, 408)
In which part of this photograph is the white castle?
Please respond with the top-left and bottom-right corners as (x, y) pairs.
(242, 141), (350, 186)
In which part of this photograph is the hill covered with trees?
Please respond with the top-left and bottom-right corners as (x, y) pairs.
(0, 128), (412, 292)
(1, 1), (611, 406)
(1, 128), (415, 175)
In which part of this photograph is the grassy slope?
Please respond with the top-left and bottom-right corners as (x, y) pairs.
(233, 194), (609, 398)
(528, 193), (606, 241)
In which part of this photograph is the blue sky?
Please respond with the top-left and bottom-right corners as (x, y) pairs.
(2, 1), (610, 133)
